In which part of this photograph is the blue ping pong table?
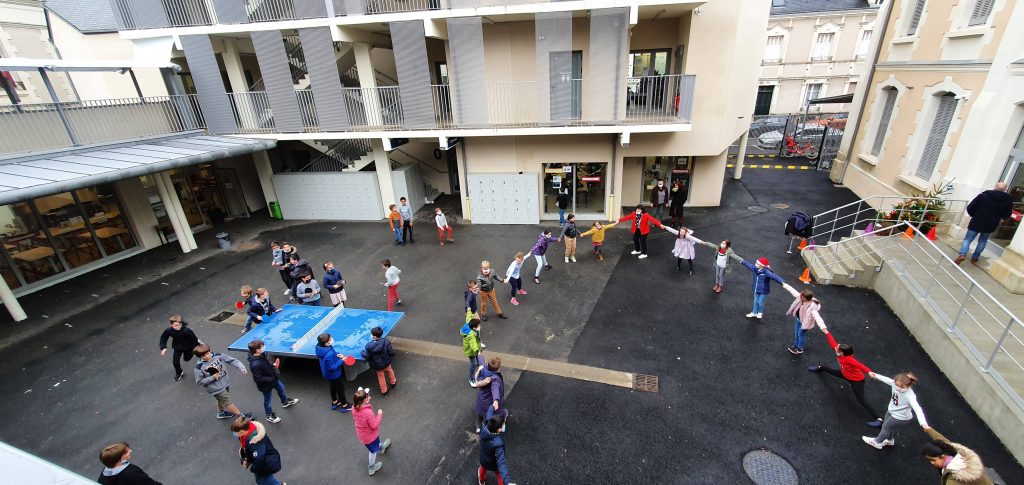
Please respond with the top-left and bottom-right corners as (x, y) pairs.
(228, 304), (403, 380)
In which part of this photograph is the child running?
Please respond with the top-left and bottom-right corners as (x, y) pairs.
(158, 314), (200, 381)
(702, 239), (737, 293)
(315, 333), (352, 413)
(663, 226), (703, 275)
(808, 330), (883, 427)
(863, 372), (928, 449)
(351, 388), (391, 476)
(527, 230), (559, 284)
(579, 221), (617, 261)
(739, 257), (785, 319)
(505, 252), (527, 306)
(435, 207), (455, 245)
(782, 283), (827, 355)
(382, 259), (402, 311)
(476, 261), (507, 321)
(560, 214), (580, 263)
(247, 339), (299, 424)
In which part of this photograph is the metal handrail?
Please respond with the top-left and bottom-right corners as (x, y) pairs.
(299, 138), (373, 172)
(810, 195), (968, 244)
(803, 221), (1024, 411)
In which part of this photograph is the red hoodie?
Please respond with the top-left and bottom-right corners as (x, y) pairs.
(826, 333), (872, 381)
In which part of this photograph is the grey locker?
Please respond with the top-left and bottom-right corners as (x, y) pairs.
(272, 172), (383, 220)
(467, 173), (539, 225)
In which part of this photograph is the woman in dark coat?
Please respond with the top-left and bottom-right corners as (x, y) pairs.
(668, 179), (687, 228)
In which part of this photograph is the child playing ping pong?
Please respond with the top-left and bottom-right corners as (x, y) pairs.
(315, 333), (352, 413)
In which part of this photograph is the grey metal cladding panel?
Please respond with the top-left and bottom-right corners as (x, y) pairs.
(344, 0), (365, 15)
(536, 12), (572, 123)
(293, 0), (327, 18)
(331, 0), (347, 15)
(588, 8), (628, 122)
(299, 27), (350, 131)
(213, 0), (248, 23)
(179, 35), (239, 133)
(447, 17), (488, 127)
(134, 0), (170, 28)
(251, 30), (305, 133)
(390, 21), (434, 129)
(106, 0), (128, 29)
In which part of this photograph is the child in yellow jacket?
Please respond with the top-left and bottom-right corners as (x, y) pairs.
(387, 204), (404, 246)
(579, 221), (618, 261)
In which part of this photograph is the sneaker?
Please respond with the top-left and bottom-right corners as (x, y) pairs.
(174, 371), (184, 381)
(480, 342), (487, 349)
(745, 312), (757, 318)
(396, 300), (402, 306)
(238, 412), (254, 420)
(266, 413), (282, 423)
(517, 289), (527, 295)
(598, 253), (604, 261)
(368, 462), (383, 476)
(497, 313), (507, 319)
(756, 313), (763, 319)
(469, 380), (478, 388)
(544, 265), (553, 270)
(381, 390), (389, 398)
(330, 402), (340, 410)
(481, 314), (488, 322)
(788, 346), (801, 355)
(337, 404), (352, 414)
(447, 238), (455, 242)
(565, 257), (570, 263)
(688, 271), (693, 276)
(712, 285), (719, 292)
(954, 255), (966, 265)
(570, 256), (576, 263)
(281, 398), (299, 408)
(379, 439), (391, 454)
(807, 365), (822, 372)
(970, 257), (979, 264)
(475, 427), (480, 433)
(638, 254), (648, 259)
(867, 419), (883, 428)
(216, 411), (234, 419)
(882, 439), (895, 447)
(862, 436), (884, 449)
(511, 297), (520, 306)
(630, 250), (641, 255)
(440, 241), (444, 246)
(283, 289), (291, 295)
(534, 277), (541, 284)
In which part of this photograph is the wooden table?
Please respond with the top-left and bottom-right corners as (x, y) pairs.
(11, 246), (59, 274)
(80, 227), (129, 251)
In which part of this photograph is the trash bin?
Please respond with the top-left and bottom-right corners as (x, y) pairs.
(269, 201), (283, 220)
(216, 232), (231, 249)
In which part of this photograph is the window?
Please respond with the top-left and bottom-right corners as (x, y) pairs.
(870, 87), (898, 156)
(804, 83), (823, 105)
(764, 36), (783, 63)
(907, 0), (927, 35)
(846, 82), (858, 94)
(811, 33), (834, 61)
(856, 30), (872, 60)
(915, 93), (957, 180)
(968, 0), (996, 27)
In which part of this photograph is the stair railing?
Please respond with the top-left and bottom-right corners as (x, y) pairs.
(809, 195), (968, 246)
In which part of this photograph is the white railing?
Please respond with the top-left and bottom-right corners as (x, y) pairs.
(431, 85), (454, 128)
(810, 195), (969, 245)
(228, 91), (275, 133)
(0, 95), (205, 155)
(804, 221), (1024, 412)
(625, 74), (695, 124)
(246, 0), (295, 22)
(487, 81), (538, 127)
(342, 86), (403, 130)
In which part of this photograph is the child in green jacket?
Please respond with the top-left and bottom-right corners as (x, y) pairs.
(461, 318), (484, 388)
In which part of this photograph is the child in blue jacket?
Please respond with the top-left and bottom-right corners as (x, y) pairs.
(478, 405), (515, 485)
(740, 257), (785, 320)
(315, 333), (351, 413)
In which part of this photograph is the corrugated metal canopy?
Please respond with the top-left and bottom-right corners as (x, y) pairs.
(0, 133), (275, 205)
(0, 57), (179, 72)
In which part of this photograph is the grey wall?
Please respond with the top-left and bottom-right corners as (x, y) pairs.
(273, 172), (383, 220)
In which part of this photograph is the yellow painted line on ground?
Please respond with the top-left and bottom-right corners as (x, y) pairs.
(726, 164), (734, 168)
(748, 164), (758, 168)
(775, 165), (783, 169)
(787, 165), (797, 169)
(391, 337), (638, 389)
(800, 166), (810, 170)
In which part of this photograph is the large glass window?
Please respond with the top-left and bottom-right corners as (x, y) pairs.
(642, 156), (692, 202)
(542, 162), (608, 219)
(992, 126), (1024, 246)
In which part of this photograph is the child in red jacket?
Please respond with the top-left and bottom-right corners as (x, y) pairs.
(808, 330), (883, 427)
(617, 205), (663, 259)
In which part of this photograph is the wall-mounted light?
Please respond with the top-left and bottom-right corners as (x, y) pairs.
(694, 7), (702, 15)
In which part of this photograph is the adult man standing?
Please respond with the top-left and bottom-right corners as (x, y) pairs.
(956, 182), (1013, 265)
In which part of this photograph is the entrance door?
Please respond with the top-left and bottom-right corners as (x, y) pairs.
(993, 128), (1024, 245)
(446, 149), (460, 195)
(542, 162), (607, 219)
(754, 86), (774, 116)
(549, 51), (583, 120)
(170, 175), (207, 230)
(215, 168), (250, 218)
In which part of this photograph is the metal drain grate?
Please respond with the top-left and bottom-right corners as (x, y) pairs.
(209, 311), (236, 323)
(769, 203), (790, 209)
(743, 449), (798, 485)
(747, 205), (769, 213)
(632, 374), (659, 393)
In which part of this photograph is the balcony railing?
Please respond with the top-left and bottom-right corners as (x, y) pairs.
(625, 74), (695, 124)
(0, 95), (205, 155)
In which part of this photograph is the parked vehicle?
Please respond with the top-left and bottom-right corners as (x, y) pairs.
(757, 124), (828, 150)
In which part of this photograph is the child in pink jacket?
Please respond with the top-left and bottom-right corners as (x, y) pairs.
(664, 226), (704, 275)
(782, 283), (827, 355)
(351, 387), (391, 476)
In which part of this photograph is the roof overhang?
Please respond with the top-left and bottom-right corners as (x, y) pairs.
(0, 132), (275, 205)
(808, 93), (855, 105)
(0, 57), (180, 73)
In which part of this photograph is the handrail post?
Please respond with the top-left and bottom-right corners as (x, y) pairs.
(949, 282), (975, 332)
(922, 256), (942, 300)
(38, 67), (79, 146)
(983, 318), (1017, 371)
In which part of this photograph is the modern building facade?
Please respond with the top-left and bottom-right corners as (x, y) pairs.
(756, 0), (880, 115)
(832, 0), (1024, 292)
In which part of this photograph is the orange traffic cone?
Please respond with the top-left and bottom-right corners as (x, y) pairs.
(799, 267), (812, 284)
(901, 226), (915, 239)
(926, 227), (937, 241)
(797, 238), (808, 251)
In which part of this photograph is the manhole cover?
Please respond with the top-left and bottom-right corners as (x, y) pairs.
(743, 449), (798, 485)
(209, 311), (236, 323)
(769, 203), (790, 209)
(632, 374), (659, 393)
(747, 206), (769, 213)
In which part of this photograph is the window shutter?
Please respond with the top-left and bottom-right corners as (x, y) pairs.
(870, 88), (898, 156)
(915, 94), (957, 180)
(968, 0), (996, 27)
(908, 0), (926, 35)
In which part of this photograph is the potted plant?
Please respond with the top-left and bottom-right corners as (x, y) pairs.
(874, 180), (955, 235)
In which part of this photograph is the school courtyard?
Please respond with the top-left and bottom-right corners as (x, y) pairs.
(0, 168), (1021, 484)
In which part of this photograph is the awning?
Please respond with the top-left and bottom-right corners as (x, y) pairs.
(0, 133), (275, 205)
(0, 57), (180, 72)
(808, 93), (855, 105)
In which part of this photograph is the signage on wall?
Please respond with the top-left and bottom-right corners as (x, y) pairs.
(551, 175), (562, 189)
(581, 176), (601, 182)
(672, 169), (689, 174)
(562, 165), (573, 173)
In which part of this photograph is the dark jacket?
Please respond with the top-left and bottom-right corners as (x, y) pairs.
(241, 422), (282, 477)
(246, 295), (277, 320)
(158, 323), (199, 351)
(247, 353), (278, 392)
(289, 258), (313, 280)
(322, 268), (345, 294)
(740, 260), (785, 294)
(360, 337), (395, 370)
(966, 190), (1013, 233)
(669, 187), (686, 216)
(478, 406), (512, 482)
(465, 290), (478, 314)
(556, 191), (569, 210)
(650, 186), (668, 206)
(475, 368), (505, 417)
(315, 344), (344, 381)
(98, 464), (162, 485)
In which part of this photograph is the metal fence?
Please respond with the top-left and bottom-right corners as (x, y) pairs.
(730, 112), (848, 170)
(809, 195), (969, 245)
(625, 74), (693, 124)
(804, 221), (1024, 413)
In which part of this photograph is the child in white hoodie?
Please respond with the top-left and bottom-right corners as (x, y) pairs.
(863, 372), (928, 449)
(382, 259), (402, 311)
(435, 207), (454, 245)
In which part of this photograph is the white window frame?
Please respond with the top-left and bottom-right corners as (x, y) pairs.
(967, 0), (997, 27)
(809, 22), (840, 62)
(900, 80), (968, 187)
(764, 24), (791, 64)
(855, 29), (873, 60)
(764, 35), (784, 63)
(803, 82), (825, 107)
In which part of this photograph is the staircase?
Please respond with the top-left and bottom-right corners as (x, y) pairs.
(298, 139), (373, 172)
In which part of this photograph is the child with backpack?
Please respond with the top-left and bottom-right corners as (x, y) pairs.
(785, 211), (814, 252)
(361, 327), (398, 396)
(461, 318), (484, 387)
(782, 283), (827, 354)
(663, 226), (704, 275)
(527, 230), (560, 284)
(352, 388), (391, 476)
(739, 257), (785, 319)
(579, 221), (618, 261)
(231, 416), (285, 485)
(314, 333), (352, 413)
(247, 340), (299, 424)
(158, 314), (200, 381)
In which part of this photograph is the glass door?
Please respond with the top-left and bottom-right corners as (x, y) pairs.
(542, 162), (607, 219)
(215, 168), (250, 218)
(170, 175), (207, 230)
(992, 130), (1024, 245)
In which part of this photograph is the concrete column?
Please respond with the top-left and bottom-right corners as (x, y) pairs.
(353, 43), (384, 127)
(252, 151), (279, 211)
(160, 172), (198, 251)
(372, 139), (396, 214)
(688, 152), (728, 207)
(0, 278), (27, 321)
(153, 173), (193, 253)
(733, 130), (748, 180)
(114, 178), (162, 250)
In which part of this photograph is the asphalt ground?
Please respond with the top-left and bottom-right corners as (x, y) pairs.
(0, 169), (1021, 484)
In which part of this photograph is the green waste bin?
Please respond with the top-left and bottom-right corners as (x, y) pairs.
(269, 201), (283, 220)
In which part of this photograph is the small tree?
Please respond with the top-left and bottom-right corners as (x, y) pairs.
(876, 180), (955, 233)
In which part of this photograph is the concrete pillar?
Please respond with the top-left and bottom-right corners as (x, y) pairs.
(0, 278), (27, 321)
(733, 130), (748, 180)
(160, 172), (198, 251)
(114, 178), (162, 250)
(372, 139), (397, 214)
(221, 39), (258, 130)
(252, 151), (279, 211)
(153, 173), (193, 253)
(353, 43), (384, 127)
(688, 152), (728, 207)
